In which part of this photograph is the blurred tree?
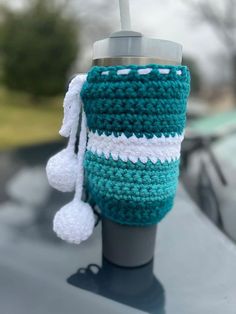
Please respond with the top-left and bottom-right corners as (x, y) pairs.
(0, 0), (78, 97)
(182, 56), (201, 96)
(184, 0), (236, 102)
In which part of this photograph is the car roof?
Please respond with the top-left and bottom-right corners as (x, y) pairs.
(187, 109), (236, 137)
(0, 143), (236, 314)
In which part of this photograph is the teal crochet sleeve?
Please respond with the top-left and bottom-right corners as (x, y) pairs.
(81, 64), (191, 226)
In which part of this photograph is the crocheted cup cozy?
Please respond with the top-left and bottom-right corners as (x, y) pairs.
(81, 64), (190, 226)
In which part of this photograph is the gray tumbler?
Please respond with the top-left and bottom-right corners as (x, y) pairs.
(91, 0), (182, 267)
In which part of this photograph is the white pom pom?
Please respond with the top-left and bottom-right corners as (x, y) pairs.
(53, 199), (95, 244)
(46, 149), (78, 192)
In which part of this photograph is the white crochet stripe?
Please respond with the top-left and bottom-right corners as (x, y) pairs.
(87, 131), (184, 163)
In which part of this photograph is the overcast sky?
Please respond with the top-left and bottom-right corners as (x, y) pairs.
(122, 1), (228, 83)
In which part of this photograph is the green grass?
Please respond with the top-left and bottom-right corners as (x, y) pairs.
(0, 86), (63, 150)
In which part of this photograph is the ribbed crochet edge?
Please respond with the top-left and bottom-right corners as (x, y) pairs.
(86, 64), (190, 83)
(88, 193), (175, 226)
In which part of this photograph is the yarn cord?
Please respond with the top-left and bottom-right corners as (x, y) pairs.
(75, 108), (88, 200)
(74, 105), (101, 226)
(67, 96), (81, 153)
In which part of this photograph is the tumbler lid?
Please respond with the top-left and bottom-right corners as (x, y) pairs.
(93, 0), (182, 64)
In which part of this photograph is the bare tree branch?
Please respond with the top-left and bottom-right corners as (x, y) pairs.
(183, 0), (236, 101)
(183, 0), (236, 51)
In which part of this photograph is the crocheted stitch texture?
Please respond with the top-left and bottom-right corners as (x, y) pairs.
(81, 64), (190, 226)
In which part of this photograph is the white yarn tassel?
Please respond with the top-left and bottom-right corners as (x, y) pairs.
(53, 109), (95, 244)
(46, 74), (86, 192)
(59, 74), (87, 138)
